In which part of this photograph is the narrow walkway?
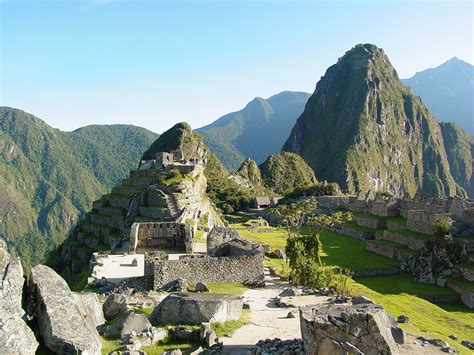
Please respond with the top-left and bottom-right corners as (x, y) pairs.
(220, 271), (327, 353)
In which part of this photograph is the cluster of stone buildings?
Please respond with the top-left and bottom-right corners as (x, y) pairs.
(85, 148), (265, 292)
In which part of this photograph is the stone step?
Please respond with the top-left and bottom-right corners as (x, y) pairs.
(122, 176), (160, 188)
(367, 239), (402, 259)
(138, 206), (171, 219)
(381, 229), (428, 250)
(95, 205), (125, 218)
(130, 169), (164, 178)
(446, 278), (474, 308)
(333, 221), (375, 240)
(89, 212), (124, 229)
(111, 185), (142, 197)
(107, 194), (132, 210)
(353, 214), (386, 229)
(457, 263), (474, 282)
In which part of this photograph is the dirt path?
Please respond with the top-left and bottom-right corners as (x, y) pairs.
(219, 270), (445, 354)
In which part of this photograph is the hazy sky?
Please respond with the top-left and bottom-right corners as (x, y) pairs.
(1, 0), (472, 133)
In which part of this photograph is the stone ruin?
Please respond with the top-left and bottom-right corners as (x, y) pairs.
(129, 222), (194, 254)
(348, 191), (474, 235)
(151, 229), (265, 291)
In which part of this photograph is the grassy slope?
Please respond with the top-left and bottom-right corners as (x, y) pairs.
(233, 216), (472, 352)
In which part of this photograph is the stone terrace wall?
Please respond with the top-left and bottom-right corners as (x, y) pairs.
(405, 211), (454, 235)
(153, 254), (265, 290)
(129, 222), (193, 254)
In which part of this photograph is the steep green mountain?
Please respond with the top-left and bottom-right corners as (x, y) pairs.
(402, 57), (474, 135)
(0, 107), (158, 270)
(259, 152), (317, 195)
(282, 44), (463, 197)
(197, 91), (311, 171)
(237, 159), (263, 187)
(440, 122), (473, 197)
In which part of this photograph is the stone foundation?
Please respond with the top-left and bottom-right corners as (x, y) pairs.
(353, 215), (386, 229)
(447, 281), (474, 308)
(153, 254), (265, 290)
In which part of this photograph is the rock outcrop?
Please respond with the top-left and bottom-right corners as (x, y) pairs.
(149, 292), (243, 324)
(283, 43), (464, 197)
(29, 265), (102, 354)
(300, 303), (404, 354)
(73, 292), (105, 328)
(0, 241), (38, 355)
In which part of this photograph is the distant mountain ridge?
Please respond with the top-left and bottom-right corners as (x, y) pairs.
(197, 91), (310, 171)
(283, 44), (470, 198)
(0, 107), (158, 269)
(402, 57), (474, 135)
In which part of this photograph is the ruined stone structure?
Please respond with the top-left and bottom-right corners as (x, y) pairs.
(152, 253), (265, 290)
(129, 222), (194, 254)
(206, 226), (240, 254)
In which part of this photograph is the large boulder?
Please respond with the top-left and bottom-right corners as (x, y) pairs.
(149, 292), (243, 325)
(29, 265), (102, 354)
(300, 303), (404, 355)
(73, 292), (105, 327)
(0, 241), (38, 355)
(103, 293), (130, 321)
(120, 313), (152, 339)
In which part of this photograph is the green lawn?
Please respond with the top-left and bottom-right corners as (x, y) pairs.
(315, 230), (399, 270)
(355, 274), (457, 297)
(211, 309), (251, 337)
(231, 223), (288, 251)
(351, 280), (474, 354)
(207, 283), (249, 295)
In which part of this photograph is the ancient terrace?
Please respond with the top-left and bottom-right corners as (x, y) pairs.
(324, 191), (474, 308)
(69, 146), (265, 290)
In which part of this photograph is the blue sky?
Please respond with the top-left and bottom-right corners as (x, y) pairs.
(1, 0), (472, 133)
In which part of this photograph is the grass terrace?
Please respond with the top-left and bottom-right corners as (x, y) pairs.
(351, 280), (474, 354)
(389, 228), (431, 241)
(448, 277), (474, 291)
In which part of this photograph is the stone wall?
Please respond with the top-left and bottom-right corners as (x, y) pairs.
(330, 225), (374, 240)
(129, 222), (193, 254)
(367, 240), (397, 259)
(405, 210), (454, 235)
(353, 215), (386, 229)
(206, 227), (240, 254)
(315, 195), (352, 210)
(152, 254), (265, 290)
(447, 281), (474, 308)
(458, 265), (474, 282)
(381, 230), (426, 250)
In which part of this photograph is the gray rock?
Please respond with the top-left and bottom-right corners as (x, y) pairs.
(195, 282), (210, 292)
(161, 350), (182, 355)
(279, 287), (299, 298)
(300, 303), (403, 355)
(151, 327), (167, 343)
(391, 327), (405, 344)
(286, 311), (296, 319)
(430, 339), (450, 348)
(121, 313), (152, 339)
(200, 322), (212, 342)
(449, 334), (458, 340)
(29, 264), (102, 354)
(205, 329), (218, 347)
(149, 292), (242, 324)
(0, 242), (38, 355)
(397, 315), (410, 323)
(352, 296), (375, 305)
(461, 340), (474, 350)
(190, 347), (204, 354)
(73, 292), (105, 327)
(103, 293), (130, 321)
